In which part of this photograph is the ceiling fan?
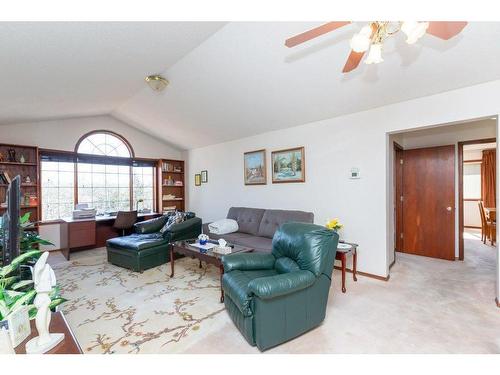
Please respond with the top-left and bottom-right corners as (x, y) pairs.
(285, 21), (468, 73)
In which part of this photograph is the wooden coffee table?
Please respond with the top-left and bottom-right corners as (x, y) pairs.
(170, 240), (254, 303)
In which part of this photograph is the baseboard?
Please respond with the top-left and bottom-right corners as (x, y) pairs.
(334, 266), (390, 281)
(496, 298), (500, 308)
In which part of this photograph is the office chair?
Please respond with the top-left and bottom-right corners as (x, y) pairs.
(113, 210), (138, 236)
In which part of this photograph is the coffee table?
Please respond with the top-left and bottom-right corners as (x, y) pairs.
(169, 240), (254, 302)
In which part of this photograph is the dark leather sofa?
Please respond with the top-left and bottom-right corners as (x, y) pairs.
(106, 213), (202, 272)
(221, 222), (339, 351)
(203, 207), (314, 252)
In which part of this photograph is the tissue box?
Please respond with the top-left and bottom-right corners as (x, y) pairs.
(212, 246), (232, 255)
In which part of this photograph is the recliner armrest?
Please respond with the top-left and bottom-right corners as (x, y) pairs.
(248, 270), (315, 299)
(222, 253), (275, 272)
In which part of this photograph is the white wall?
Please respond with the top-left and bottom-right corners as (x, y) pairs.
(0, 115), (182, 159)
(186, 79), (500, 305)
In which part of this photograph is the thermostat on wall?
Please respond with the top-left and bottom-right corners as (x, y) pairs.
(350, 168), (360, 179)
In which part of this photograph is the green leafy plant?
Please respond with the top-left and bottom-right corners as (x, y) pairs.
(0, 250), (67, 322)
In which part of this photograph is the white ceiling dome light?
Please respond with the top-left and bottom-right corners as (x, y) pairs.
(145, 74), (169, 92)
(401, 21), (430, 44)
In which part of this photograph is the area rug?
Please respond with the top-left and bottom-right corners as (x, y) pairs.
(52, 248), (226, 354)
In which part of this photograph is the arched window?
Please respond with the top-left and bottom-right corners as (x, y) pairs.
(76, 131), (134, 157)
(41, 131), (155, 220)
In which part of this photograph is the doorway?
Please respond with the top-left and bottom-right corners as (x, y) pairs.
(458, 138), (497, 260)
(394, 145), (455, 260)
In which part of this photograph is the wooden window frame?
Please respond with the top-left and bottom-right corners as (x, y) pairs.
(39, 132), (158, 219)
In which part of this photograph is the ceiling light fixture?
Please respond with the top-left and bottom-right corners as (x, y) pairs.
(285, 21), (468, 72)
(145, 74), (169, 92)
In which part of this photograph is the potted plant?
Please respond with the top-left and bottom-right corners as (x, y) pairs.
(0, 221), (66, 323)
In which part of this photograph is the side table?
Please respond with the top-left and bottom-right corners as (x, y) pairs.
(335, 241), (358, 293)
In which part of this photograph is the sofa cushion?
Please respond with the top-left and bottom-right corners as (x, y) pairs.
(134, 216), (168, 234)
(227, 207), (265, 236)
(106, 233), (168, 251)
(257, 209), (314, 239)
(222, 268), (278, 317)
(231, 236), (273, 253)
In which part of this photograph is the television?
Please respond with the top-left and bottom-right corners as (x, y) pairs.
(1, 175), (21, 265)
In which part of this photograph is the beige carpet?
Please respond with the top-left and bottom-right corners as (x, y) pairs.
(52, 231), (500, 354)
(53, 249), (226, 353)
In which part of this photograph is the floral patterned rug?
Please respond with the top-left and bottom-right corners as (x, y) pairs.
(52, 248), (226, 354)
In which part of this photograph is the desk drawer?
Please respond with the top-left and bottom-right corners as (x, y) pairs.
(69, 221), (96, 248)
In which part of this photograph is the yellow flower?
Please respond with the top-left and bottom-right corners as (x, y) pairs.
(326, 218), (343, 230)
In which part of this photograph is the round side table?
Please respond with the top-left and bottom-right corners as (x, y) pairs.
(335, 241), (358, 293)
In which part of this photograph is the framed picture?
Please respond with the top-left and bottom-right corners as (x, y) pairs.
(195, 174), (201, 186)
(201, 170), (208, 183)
(244, 149), (267, 185)
(271, 147), (305, 183)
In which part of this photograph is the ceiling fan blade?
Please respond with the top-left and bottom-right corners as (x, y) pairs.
(285, 21), (351, 48)
(426, 21), (468, 40)
(342, 50), (365, 73)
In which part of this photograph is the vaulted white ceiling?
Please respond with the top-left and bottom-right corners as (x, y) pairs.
(0, 22), (225, 123)
(2, 22), (500, 150)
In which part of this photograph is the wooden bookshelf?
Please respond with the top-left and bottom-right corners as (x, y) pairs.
(157, 159), (185, 214)
(0, 143), (40, 224)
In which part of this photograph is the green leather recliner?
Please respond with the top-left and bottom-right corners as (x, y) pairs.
(107, 213), (202, 272)
(221, 222), (339, 351)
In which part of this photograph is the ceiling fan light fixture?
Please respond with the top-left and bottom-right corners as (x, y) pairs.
(401, 21), (429, 44)
(145, 74), (169, 92)
(365, 43), (383, 64)
(349, 25), (372, 53)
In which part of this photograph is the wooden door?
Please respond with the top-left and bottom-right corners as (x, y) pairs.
(401, 145), (455, 260)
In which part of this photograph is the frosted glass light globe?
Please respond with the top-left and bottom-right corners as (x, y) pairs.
(349, 25), (372, 52)
(365, 43), (384, 64)
(401, 21), (429, 44)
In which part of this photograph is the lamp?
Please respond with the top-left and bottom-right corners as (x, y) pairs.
(365, 43), (383, 64)
(145, 74), (169, 92)
(401, 21), (429, 44)
(349, 25), (372, 53)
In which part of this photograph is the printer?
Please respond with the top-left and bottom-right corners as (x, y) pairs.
(72, 203), (96, 219)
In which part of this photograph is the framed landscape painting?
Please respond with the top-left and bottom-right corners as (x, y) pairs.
(244, 149), (266, 185)
(271, 147), (305, 183)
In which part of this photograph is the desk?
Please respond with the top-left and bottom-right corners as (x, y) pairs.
(60, 212), (161, 260)
(15, 312), (82, 354)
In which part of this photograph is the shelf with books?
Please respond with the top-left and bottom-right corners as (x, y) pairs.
(0, 143), (40, 223)
(157, 159), (185, 214)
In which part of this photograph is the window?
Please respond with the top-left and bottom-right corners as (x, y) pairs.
(40, 131), (157, 220)
(133, 166), (154, 211)
(77, 163), (131, 214)
(41, 160), (75, 221)
(77, 132), (132, 157)
(464, 162), (482, 199)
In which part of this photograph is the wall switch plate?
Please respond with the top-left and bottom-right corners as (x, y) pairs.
(350, 168), (360, 179)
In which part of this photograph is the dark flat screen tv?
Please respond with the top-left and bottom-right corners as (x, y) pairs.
(1, 175), (21, 265)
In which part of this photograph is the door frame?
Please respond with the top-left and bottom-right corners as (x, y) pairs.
(458, 137), (496, 261)
(393, 141), (404, 262)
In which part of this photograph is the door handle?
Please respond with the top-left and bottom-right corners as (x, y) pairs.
(446, 206), (452, 211)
